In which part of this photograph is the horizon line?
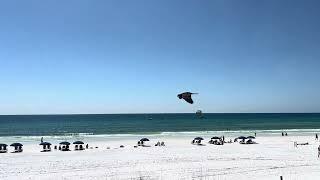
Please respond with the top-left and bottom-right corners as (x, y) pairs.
(0, 112), (319, 116)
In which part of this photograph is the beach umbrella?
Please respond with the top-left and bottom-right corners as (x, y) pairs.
(59, 141), (70, 145)
(140, 138), (150, 142)
(237, 136), (247, 140)
(247, 136), (255, 139)
(10, 143), (23, 147)
(194, 137), (204, 140)
(211, 136), (221, 139)
(39, 142), (51, 146)
(177, 92), (198, 104)
(73, 141), (84, 145)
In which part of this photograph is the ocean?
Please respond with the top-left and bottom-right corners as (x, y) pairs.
(1, 113), (320, 138)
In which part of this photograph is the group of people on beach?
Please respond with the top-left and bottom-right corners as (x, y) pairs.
(155, 141), (165, 146)
(281, 132), (288, 136)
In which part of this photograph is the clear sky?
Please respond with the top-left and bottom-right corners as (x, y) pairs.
(0, 0), (320, 114)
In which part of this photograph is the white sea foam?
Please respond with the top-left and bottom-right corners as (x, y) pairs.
(1, 128), (320, 144)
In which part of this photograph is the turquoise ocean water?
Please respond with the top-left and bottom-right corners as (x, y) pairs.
(0, 113), (320, 139)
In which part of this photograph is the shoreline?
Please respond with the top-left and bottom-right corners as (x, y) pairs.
(1, 128), (320, 144)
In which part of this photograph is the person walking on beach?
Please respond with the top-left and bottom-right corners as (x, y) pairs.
(316, 134), (318, 140)
(318, 145), (320, 158)
(282, 132), (284, 136)
(41, 137), (43, 143)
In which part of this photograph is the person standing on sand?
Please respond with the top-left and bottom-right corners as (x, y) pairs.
(318, 145), (320, 158)
(41, 137), (43, 143)
(316, 134), (318, 140)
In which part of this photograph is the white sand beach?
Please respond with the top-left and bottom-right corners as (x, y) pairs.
(1, 135), (320, 180)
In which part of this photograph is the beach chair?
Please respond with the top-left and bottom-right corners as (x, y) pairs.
(0, 147), (7, 153)
(15, 146), (23, 153)
(215, 141), (223, 145)
(196, 140), (205, 146)
(191, 140), (195, 144)
(61, 145), (70, 151)
(246, 140), (253, 144)
(42, 145), (51, 152)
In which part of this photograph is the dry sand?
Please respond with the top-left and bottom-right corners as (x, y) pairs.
(1, 135), (320, 180)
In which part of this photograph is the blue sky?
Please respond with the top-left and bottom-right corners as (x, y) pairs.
(0, 0), (320, 114)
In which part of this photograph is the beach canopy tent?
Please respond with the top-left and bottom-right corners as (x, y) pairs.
(0, 144), (8, 153)
(0, 144), (8, 148)
(237, 136), (247, 140)
(73, 141), (85, 150)
(237, 136), (248, 144)
(194, 137), (204, 140)
(10, 143), (23, 153)
(60, 141), (71, 145)
(138, 138), (150, 146)
(140, 138), (150, 142)
(73, 141), (84, 145)
(11, 143), (23, 147)
(39, 142), (52, 146)
(59, 141), (70, 151)
(247, 136), (255, 139)
(192, 137), (204, 145)
(39, 142), (52, 152)
(211, 136), (221, 139)
(209, 136), (223, 145)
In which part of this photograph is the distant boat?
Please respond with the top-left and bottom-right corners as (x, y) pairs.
(196, 110), (204, 119)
